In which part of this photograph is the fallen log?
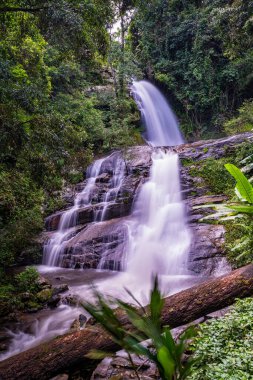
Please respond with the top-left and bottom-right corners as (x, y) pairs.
(1, 264), (253, 380)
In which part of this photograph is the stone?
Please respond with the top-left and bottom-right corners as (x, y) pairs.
(48, 294), (61, 308)
(37, 274), (51, 289)
(96, 173), (111, 183)
(61, 294), (80, 307)
(70, 319), (80, 330)
(37, 289), (53, 303)
(79, 314), (87, 327)
(52, 284), (69, 295)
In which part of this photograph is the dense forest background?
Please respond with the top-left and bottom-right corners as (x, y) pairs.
(0, 0), (253, 276)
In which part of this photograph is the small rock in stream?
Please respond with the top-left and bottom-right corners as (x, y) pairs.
(52, 284), (69, 295)
(48, 294), (61, 308)
(61, 294), (80, 307)
(79, 314), (87, 327)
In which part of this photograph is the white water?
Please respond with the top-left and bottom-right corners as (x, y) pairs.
(126, 151), (191, 280)
(95, 154), (125, 223)
(1, 80), (193, 361)
(131, 80), (183, 146)
(125, 81), (190, 285)
(0, 305), (83, 361)
(76, 81), (192, 301)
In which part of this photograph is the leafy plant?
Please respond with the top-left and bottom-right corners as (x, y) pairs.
(224, 163), (253, 214)
(15, 267), (40, 293)
(83, 278), (197, 380)
(189, 297), (253, 380)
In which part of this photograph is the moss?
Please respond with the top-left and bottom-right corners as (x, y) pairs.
(189, 157), (235, 196)
(37, 288), (53, 303)
(181, 158), (195, 167)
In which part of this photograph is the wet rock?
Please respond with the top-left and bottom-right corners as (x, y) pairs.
(62, 217), (128, 269)
(96, 173), (111, 183)
(177, 132), (253, 161)
(48, 294), (61, 308)
(45, 212), (62, 231)
(37, 289), (53, 303)
(61, 294), (80, 307)
(52, 284), (69, 295)
(91, 353), (159, 380)
(188, 224), (226, 275)
(79, 314), (87, 327)
(0, 343), (8, 351)
(37, 274), (51, 289)
(70, 319), (80, 330)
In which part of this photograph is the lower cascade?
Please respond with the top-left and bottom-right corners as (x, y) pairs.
(0, 80), (196, 361)
(126, 150), (191, 280)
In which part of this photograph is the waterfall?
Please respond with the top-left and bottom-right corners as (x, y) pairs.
(119, 80), (191, 293)
(42, 153), (126, 269)
(43, 80), (191, 281)
(1, 81), (192, 361)
(126, 151), (191, 281)
(84, 80), (192, 300)
(131, 80), (183, 146)
(43, 158), (105, 267)
(95, 154), (125, 223)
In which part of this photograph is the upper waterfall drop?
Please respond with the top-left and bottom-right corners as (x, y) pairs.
(131, 80), (184, 147)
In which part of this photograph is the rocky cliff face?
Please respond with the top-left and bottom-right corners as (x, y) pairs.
(42, 132), (253, 276)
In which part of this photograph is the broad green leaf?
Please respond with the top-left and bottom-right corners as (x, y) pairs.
(157, 345), (175, 380)
(225, 164), (253, 204)
(163, 327), (176, 357)
(150, 275), (164, 328)
(226, 204), (253, 214)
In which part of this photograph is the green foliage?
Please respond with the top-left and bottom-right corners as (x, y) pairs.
(0, 0), (141, 274)
(15, 267), (39, 293)
(225, 218), (253, 267)
(131, 0), (253, 138)
(190, 158), (235, 195)
(224, 100), (253, 135)
(225, 164), (253, 204)
(83, 278), (197, 380)
(189, 297), (253, 380)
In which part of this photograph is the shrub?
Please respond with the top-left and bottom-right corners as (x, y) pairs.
(224, 100), (253, 135)
(15, 267), (39, 293)
(189, 298), (253, 380)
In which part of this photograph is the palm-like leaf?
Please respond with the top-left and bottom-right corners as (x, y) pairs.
(225, 164), (253, 204)
(225, 204), (253, 214)
(82, 280), (196, 380)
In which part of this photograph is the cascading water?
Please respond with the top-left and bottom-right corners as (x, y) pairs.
(43, 154), (125, 268)
(43, 158), (105, 267)
(95, 154), (125, 223)
(125, 81), (191, 285)
(131, 80), (183, 146)
(126, 151), (191, 281)
(91, 80), (192, 299)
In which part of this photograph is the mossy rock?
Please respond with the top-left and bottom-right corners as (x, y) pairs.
(36, 288), (53, 303)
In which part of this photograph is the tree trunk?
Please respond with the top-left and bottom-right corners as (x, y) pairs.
(1, 264), (253, 380)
